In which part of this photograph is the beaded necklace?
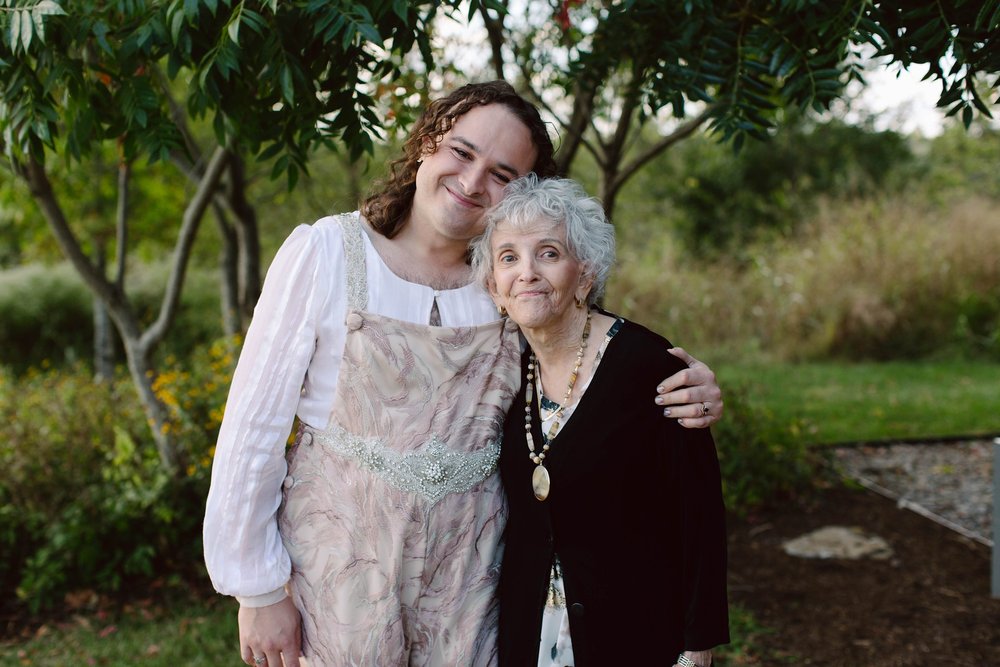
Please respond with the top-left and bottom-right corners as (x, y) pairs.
(524, 310), (592, 501)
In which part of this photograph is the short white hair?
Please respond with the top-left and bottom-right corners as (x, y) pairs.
(471, 174), (616, 305)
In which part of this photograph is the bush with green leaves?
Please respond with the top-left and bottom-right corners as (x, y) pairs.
(0, 262), (224, 374)
(0, 264), (93, 373)
(0, 338), (236, 611)
(711, 383), (826, 513)
(610, 115), (918, 259)
(610, 190), (1000, 363)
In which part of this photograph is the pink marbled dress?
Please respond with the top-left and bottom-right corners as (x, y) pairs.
(278, 217), (521, 666)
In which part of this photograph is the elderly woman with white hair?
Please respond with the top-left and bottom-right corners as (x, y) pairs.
(472, 175), (729, 667)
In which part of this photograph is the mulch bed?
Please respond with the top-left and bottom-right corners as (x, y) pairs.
(727, 483), (1000, 665)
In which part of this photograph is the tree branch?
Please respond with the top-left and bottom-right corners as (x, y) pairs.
(115, 160), (130, 289)
(140, 145), (230, 349)
(555, 77), (600, 176)
(609, 104), (715, 196)
(18, 156), (138, 338)
(478, 1), (507, 80)
(603, 67), (645, 170)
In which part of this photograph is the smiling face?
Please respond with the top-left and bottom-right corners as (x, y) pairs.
(410, 104), (538, 245)
(488, 217), (594, 333)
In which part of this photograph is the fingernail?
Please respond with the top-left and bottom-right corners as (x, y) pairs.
(663, 408), (671, 417)
(655, 396), (664, 405)
(677, 418), (684, 426)
(656, 385), (664, 393)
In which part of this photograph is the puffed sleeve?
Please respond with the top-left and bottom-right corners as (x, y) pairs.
(203, 222), (332, 599)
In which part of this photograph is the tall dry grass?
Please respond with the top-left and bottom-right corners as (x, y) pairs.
(608, 193), (1000, 362)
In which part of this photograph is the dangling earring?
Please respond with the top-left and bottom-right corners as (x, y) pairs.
(575, 295), (586, 309)
(497, 304), (508, 317)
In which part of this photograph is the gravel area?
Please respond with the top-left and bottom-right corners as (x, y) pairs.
(832, 437), (997, 545)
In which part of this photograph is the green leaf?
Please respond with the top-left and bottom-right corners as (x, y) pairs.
(30, 8), (45, 44)
(33, 0), (66, 15)
(21, 9), (34, 51)
(271, 152), (289, 179)
(908, 20), (947, 47)
(767, 44), (786, 75)
(212, 111), (226, 146)
(93, 21), (112, 54)
(280, 66), (293, 104)
(358, 22), (381, 43)
(241, 8), (267, 36)
(256, 141), (284, 161)
(227, 18), (240, 43)
(170, 8), (184, 44)
(32, 117), (50, 143)
(392, 0), (408, 21)
(992, 4), (1000, 31)
(9, 9), (22, 52)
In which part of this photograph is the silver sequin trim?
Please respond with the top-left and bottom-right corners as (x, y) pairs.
(303, 424), (501, 506)
(340, 213), (368, 312)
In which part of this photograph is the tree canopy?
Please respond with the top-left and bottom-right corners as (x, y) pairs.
(1, 0), (455, 184)
(467, 0), (998, 212)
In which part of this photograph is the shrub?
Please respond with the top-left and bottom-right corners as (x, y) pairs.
(0, 264), (93, 373)
(0, 337), (236, 612)
(712, 383), (826, 513)
(0, 262), (225, 374)
(609, 193), (1000, 363)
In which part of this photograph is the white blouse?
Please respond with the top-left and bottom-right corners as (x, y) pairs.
(202, 213), (500, 605)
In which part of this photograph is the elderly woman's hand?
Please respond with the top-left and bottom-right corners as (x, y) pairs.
(654, 347), (723, 428)
(674, 649), (713, 666)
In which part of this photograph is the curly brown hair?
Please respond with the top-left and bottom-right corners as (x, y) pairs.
(360, 80), (557, 238)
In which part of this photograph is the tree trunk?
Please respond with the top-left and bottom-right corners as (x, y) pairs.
(554, 78), (599, 177)
(602, 106), (715, 219)
(17, 148), (230, 474)
(224, 153), (261, 327)
(215, 203), (242, 336)
(122, 338), (179, 472)
(92, 241), (116, 381)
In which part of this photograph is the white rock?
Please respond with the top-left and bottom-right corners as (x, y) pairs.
(782, 525), (893, 560)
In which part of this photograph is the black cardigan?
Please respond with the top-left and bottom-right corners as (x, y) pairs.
(497, 317), (729, 666)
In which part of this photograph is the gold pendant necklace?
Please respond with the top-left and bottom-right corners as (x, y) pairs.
(524, 311), (591, 501)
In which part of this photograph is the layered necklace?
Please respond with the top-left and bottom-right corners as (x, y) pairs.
(524, 310), (592, 501)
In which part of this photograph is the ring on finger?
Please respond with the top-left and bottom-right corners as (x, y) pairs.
(701, 401), (711, 416)
(253, 657), (266, 666)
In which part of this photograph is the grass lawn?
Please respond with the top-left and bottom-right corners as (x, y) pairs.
(0, 596), (762, 666)
(0, 596), (237, 665)
(718, 360), (1000, 445)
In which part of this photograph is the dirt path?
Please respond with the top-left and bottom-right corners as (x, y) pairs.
(727, 485), (1000, 665)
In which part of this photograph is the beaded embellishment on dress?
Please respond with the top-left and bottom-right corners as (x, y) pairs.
(302, 424), (501, 506)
